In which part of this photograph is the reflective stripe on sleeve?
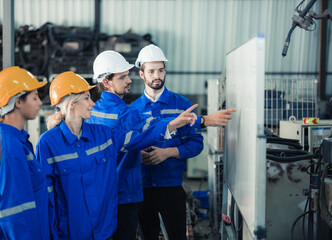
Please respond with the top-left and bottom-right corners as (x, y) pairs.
(120, 131), (133, 152)
(143, 111), (152, 115)
(142, 116), (155, 132)
(0, 201), (36, 218)
(47, 153), (79, 164)
(161, 109), (184, 115)
(26, 152), (34, 161)
(86, 139), (113, 156)
(91, 111), (118, 120)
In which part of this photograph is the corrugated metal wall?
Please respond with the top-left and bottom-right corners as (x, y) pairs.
(0, 0), (331, 96)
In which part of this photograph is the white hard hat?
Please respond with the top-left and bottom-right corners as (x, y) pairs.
(135, 44), (168, 68)
(93, 50), (134, 83)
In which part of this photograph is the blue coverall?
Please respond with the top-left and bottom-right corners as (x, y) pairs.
(88, 92), (159, 204)
(36, 120), (171, 240)
(87, 92), (202, 239)
(130, 87), (204, 240)
(130, 87), (204, 187)
(0, 123), (49, 240)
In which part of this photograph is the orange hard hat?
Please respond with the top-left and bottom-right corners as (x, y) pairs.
(50, 71), (96, 106)
(0, 66), (47, 108)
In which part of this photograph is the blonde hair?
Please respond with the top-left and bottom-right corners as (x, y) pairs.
(46, 93), (84, 130)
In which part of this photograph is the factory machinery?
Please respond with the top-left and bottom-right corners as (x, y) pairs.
(265, 124), (332, 240)
(1, 22), (153, 104)
(207, 78), (332, 240)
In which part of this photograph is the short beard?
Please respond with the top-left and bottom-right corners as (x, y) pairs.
(145, 77), (165, 90)
(114, 85), (130, 97)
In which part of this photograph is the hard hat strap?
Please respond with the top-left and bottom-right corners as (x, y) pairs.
(0, 92), (26, 117)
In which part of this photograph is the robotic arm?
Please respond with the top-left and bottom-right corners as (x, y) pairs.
(282, 0), (331, 57)
(309, 9), (332, 20)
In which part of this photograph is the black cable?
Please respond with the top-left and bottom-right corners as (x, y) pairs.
(298, 0), (318, 18)
(266, 153), (313, 163)
(302, 197), (310, 240)
(295, 0), (306, 13)
(266, 135), (313, 162)
(266, 136), (300, 144)
(282, 24), (297, 57)
(266, 137), (303, 150)
(308, 20), (317, 31)
(306, 162), (325, 175)
(291, 211), (310, 240)
(267, 149), (309, 155)
(315, 140), (324, 173)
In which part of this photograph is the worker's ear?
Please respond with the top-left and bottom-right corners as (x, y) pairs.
(102, 78), (112, 89)
(139, 70), (144, 80)
(14, 98), (22, 110)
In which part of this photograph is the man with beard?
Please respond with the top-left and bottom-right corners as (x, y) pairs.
(86, 50), (163, 240)
(87, 50), (202, 240)
(131, 44), (236, 240)
(89, 49), (236, 240)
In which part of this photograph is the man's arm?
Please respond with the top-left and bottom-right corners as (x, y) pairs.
(201, 108), (237, 127)
(141, 146), (179, 165)
(140, 108), (237, 165)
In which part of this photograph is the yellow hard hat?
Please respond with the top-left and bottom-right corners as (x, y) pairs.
(0, 66), (47, 108)
(50, 71), (96, 106)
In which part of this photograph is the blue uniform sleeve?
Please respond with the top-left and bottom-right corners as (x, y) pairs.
(118, 106), (163, 132)
(166, 115), (202, 138)
(36, 140), (57, 240)
(167, 108), (204, 160)
(130, 94), (204, 160)
(0, 144), (40, 239)
(113, 120), (170, 153)
(176, 131), (204, 159)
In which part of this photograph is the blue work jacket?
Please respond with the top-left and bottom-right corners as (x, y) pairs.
(130, 87), (204, 188)
(36, 120), (168, 240)
(87, 92), (157, 204)
(0, 123), (49, 240)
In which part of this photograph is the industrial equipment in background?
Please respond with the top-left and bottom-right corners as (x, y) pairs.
(280, 120), (332, 153)
(264, 130), (314, 240)
(210, 35), (332, 240)
(279, 120), (332, 239)
(11, 22), (154, 147)
(214, 74), (332, 240)
(282, 0), (331, 57)
(1, 22), (154, 104)
(264, 78), (318, 134)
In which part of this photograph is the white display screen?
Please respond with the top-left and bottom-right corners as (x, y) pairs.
(225, 34), (266, 239)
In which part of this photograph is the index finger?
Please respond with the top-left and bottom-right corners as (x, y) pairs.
(226, 108), (237, 113)
(184, 104), (198, 113)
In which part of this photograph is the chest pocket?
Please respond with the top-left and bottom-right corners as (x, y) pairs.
(27, 153), (46, 191)
(85, 138), (114, 166)
(49, 153), (79, 176)
(26, 152), (42, 175)
(93, 151), (110, 165)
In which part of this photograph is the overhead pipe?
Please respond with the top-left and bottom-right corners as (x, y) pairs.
(2, 0), (15, 68)
(94, 0), (101, 33)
